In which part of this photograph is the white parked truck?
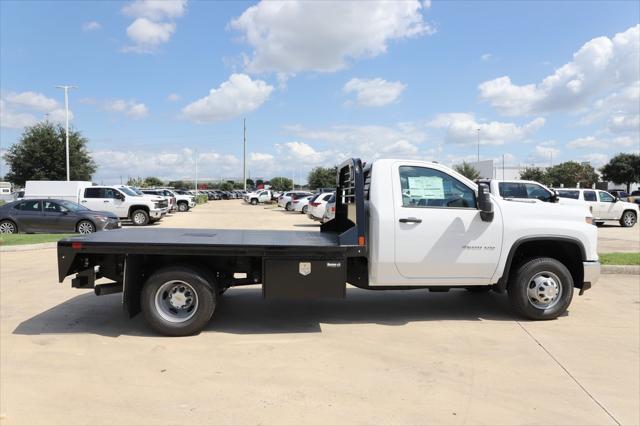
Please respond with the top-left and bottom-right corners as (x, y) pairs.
(58, 159), (600, 336)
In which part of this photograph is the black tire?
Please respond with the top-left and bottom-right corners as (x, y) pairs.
(595, 222), (604, 227)
(0, 219), (17, 234)
(619, 210), (637, 227)
(76, 220), (96, 234)
(285, 202), (292, 211)
(131, 209), (149, 226)
(250, 198), (258, 205)
(508, 257), (573, 320)
(141, 266), (217, 336)
(178, 202), (188, 212)
(302, 205), (308, 214)
(466, 286), (491, 293)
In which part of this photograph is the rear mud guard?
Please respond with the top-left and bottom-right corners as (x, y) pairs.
(123, 254), (144, 318)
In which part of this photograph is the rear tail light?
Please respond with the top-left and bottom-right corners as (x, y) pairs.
(293, 200), (299, 204)
(310, 202), (320, 207)
(71, 242), (83, 250)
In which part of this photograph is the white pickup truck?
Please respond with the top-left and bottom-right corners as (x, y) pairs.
(58, 159), (599, 336)
(244, 189), (272, 205)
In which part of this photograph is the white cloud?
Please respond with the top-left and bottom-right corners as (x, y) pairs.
(124, 18), (175, 53)
(182, 74), (274, 123)
(5, 91), (59, 111)
(0, 100), (37, 129)
(92, 147), (241, 182)
(82, 21), (102, 31)
(103, 99), (149, 119)
(479, 25), (640, 116)
(167, 93), (181, 102)
(250, 152), (275, 162)
(343, 78), (406, 107)
(534, 145), (560, 162)
(607, 114), (640, 133)
(122, 0), (187, 53)
(123, 0), (187, 20)
(1, 92), (72, 128)
(568, 135), (637, 150)
(580, 153), (609, 166)
(481, 53), (492, 61)
(283, 122), (426, 161)
(230, 0), (433, 73)
(428, 113), (545, 145)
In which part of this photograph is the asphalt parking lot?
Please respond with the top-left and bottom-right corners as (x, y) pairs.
(1, 200), (639, 425)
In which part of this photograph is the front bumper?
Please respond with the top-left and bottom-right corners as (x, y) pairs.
(188, 201), (196, 208)
(582, 261), (600, 291)
(101, 219), (122, 230)
(150, 209), (163, 219)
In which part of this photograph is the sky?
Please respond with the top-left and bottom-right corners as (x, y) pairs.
(1, 0), (639, 184)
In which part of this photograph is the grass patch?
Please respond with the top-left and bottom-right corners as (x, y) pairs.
(599, 252), (640, 265)
(0, 233), (73, 246)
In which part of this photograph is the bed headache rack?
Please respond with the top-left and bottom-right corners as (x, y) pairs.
(320, 158), (367, 247)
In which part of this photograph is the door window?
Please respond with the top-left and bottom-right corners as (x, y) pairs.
(84, 188), (103, 198)
(583, 191), (597, 202)
(525, 184), (552, 201)
(16, 200), (41, 212)
(599, 192), (615, 202)
(556, 190), (580, 199)
(43, 201), (63, 212)
(104, 188), (118, 199)
(400, 166), (476, 208)
(498, 182), (527, 198)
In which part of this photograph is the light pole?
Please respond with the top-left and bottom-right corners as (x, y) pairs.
(476, 128), (480, 165)
(194, 149), (198, 193)
(243, 118), (247, 191)
(55, 85), (78, 181)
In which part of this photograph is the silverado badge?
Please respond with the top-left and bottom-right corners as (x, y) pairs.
(299, 262), (311, 276)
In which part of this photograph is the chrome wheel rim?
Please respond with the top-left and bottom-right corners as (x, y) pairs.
(0, 221), (16, 234)
(154, 280), (198, 323)
(179, 203), (187, 211)
(78, 221), (94, 234)
(623, 212), (635, 226)
(133, 212), (146, 224)
(527, 271), (562, 309)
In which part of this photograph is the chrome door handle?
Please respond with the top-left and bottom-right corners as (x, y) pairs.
(103, 200), (110, 203)
(81, 200), (87, 203)
(399, 217), (422, 224)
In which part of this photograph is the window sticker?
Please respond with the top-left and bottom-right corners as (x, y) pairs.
(407, 176), (444, 199)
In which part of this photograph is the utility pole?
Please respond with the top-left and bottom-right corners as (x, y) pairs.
(194, 149), (198, 192)
(243, 118), (247, 191)
(56, 85), (78, 181)
(476, 128), (480, 165)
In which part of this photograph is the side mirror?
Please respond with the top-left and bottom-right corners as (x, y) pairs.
(477, 185), (494, 222)
(549, 190), (559, 203)
(117, 193), (125, 201)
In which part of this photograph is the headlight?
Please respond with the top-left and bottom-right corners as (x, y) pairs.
(92, 215), (108, 221)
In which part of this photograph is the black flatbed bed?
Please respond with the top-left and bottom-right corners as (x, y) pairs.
(60, 228), (355, 256)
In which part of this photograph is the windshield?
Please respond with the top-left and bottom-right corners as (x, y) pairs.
(118, 186), (139, 196)
(58, 200), (89, 212)
(129, 187), (144, 195)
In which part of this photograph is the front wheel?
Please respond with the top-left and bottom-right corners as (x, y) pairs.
(141, 266), (217, 336)
(620, 210), (637, 227)
(131, 209), (149, 226)
(508, 257), (573, 320)
(250, 198), (258, 205)
(302, 205), (308, 214)
(285, 202), (292, 211)
(77, 220), (96, 234)
(178, 202), (188, 212)
(0, 220), (17, 234)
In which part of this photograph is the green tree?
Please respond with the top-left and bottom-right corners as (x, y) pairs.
(269, 176), (293, 191)
(219, 182), (234, 191)
(454, 162), (480, 180)
(143, 176), (164, 187)
(168, 180), (190, 189)
(600, 153), (640, 192)
(3, 121), (96, 186)
(519, 167), (551, 185)
(308, 166), (338, 189)
(127, 177), (144, 187)
(245, 178), (255, 188)
(545, 161), (599, 188)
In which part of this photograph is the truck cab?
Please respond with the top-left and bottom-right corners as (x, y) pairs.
(80, 186), (164, 226)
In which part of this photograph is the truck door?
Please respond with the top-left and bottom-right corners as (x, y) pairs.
(597, 191), (618, 219)
(392, 163), (503, 284)
(104, 188), (129, 218)
(81, 187), (105, 212)
(582, 190), (599, 218)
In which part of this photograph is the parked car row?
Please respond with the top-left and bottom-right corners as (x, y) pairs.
(259, 189), (337, 224)
(0, 181), (201, 234)
(479, 179), (639, 227)
(201, 190), (247, 200)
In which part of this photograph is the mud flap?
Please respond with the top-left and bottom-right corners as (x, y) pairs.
(122, 255), (143, 318)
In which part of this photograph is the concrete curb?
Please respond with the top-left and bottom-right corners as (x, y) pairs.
(0, 242), (57, 252)
(601, 265), (640, 275)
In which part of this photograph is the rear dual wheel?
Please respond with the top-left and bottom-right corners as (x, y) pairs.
(141, 266), (217, 336)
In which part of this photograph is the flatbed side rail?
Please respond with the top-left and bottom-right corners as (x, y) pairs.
(321, 158), (366, 248)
